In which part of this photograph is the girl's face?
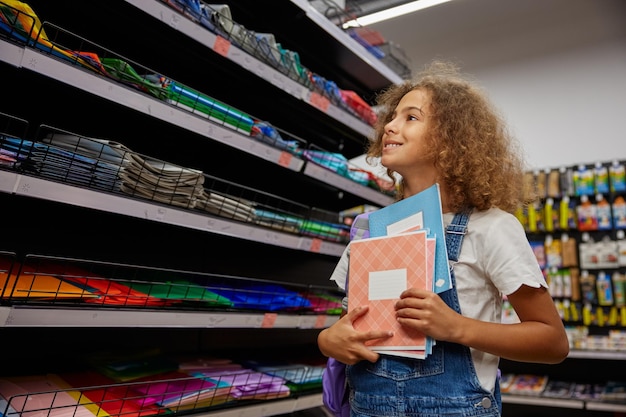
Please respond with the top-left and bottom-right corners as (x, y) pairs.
(381, 88), (434, 178)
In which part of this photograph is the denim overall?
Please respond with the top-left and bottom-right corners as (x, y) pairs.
(346, 210), (502, 417)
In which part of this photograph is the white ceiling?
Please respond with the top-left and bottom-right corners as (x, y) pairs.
(346, 0), (626, 172)
(361, 0), (626, 76)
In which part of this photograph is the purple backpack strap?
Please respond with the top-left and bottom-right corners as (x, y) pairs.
(322, 211), (371, 417)
(350, 212), (370, 241)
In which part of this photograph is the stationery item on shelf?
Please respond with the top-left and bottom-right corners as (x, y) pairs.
(0, 1), (103, 74)
(576, 195), (599, 231)
(546, 168), (561, 198)
(20, 140), (123, 192)
(529, 240), (546, 269)
(534, 169), (547, 199)
(164, 81), (254, 134)
(205, 3), (238, 42)
(301, 292), (342, 314)
(41, 133), (131, 167)
(209, 283), (311, 311)
(544, 234), (562, 269)
(339, 90), (376, 126)
(0, 261), (96, 301)
(594, 162), (610, 194)
(243, 361), (325, 386)
(561, 269), (574, 299)
(0, 134), (32, 169)
(348, 229), (433, 358)
(300, 148), (394, 194)
(559, 166), (575, 197)
(546, 268), (563, 298)
(0, 374), (95, 417)
(368, 183), (451, 293)
(543, 197), (558, 232)
(99, 58), (169, 100)
(573, 164), (595, 197)
(346, 28), (385, 59)
(176, 356), (235, 372)
(251, 208), (303, 233)
(619, 234), (626, 266)
(300, 149), (372, 186)
(250, 32), (282, 68)
(278, 48), (309, 86)
(561, 234), (579, 268)
(55, 52), (168, 100)
(32, 262), (173, 307)
(126, 153), (203, 187)
(503, 374), (549, 396)
(88, 350), (179, 383)
(132, 371), (232, 410)
(308, 74), (344, 107)
(612, 196), (626, 229)
(119, 152), (205, 208)
(526, 199), (542, 233)
(0, 1), (41, 42)
(597, 236), (620, 269)
(57, 371), (164, 417)
(600, 380), (626, 401)
(571, 382), (605, 401)
(596, 195), (613, 230)
(126, 280), (234, 307)
(193, 3), (222, 34)
(163, 0), (205, 23)
(250, 207), (349, 242)
(596, 271), (614, 306)
(579, 270), (597, 304)
(559, 196), (578, 230)
(196, 190), (257, 222)
(188, 364), (290, 400)
(250, 120), (301, 152)
(612, 272), (625, 307)
(541, 379), (575, 399)
(498, 373), (516, 394)
(609, 160), (626, 193)
(119, 176), (194, 207)
(299, 218), (350, 243)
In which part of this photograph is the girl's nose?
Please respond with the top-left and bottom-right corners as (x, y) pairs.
(385, 119), (398, 135)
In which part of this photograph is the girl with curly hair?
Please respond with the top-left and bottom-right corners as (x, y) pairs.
(318, 61), (569, 416)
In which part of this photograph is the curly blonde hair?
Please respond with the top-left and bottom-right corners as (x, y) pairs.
(366, 61), (528, 213)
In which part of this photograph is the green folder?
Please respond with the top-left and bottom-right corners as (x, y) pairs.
(166, 82), (254, 134)
(127, 280), (234, 307)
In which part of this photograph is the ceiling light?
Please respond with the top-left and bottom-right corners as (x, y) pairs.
(342, 0), (454, 28)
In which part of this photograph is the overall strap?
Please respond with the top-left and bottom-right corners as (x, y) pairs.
(445, 208), (472, 262)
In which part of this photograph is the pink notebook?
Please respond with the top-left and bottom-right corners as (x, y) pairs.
(348, 230), (432, 352)
(0, 375), (95, 417)
(132, 372), (232, 408)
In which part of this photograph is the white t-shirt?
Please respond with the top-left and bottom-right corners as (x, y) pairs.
(329, 207), (548, 392)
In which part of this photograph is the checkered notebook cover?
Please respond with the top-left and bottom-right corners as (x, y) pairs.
(348, 230), (432, 350)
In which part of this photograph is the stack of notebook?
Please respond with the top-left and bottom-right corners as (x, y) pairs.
(348, 184), (450, 359)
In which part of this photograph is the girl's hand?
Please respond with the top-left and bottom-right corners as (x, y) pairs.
(394, 288), (464, 343)
(318, 305), (394, 365)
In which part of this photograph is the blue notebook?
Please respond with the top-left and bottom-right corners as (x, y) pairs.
(368, 184), (451, 293)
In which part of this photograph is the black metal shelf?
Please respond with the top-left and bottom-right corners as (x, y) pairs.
(0, 2), (396, 416)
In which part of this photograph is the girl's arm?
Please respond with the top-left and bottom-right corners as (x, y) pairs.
(317, 305), (394, 365)
(395, 285), (569, 364)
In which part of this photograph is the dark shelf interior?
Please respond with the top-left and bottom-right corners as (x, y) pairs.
(20, 0), (382, 160)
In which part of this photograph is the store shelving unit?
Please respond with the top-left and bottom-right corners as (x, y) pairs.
(501, 351), (626, 416)
(0, 1), (403, 416)
(500, 161), (626, 416)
